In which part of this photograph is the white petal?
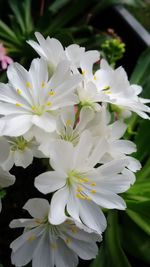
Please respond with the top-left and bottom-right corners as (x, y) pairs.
(0, 137), (9, 163)
(49, 140), (74, 172)
(55, 238), (78, 267)
(33, 233), (54, 267)
(78, 200), (107, 234)
(14, 148), (33, 168)
(110, 120), (127, 140)
(49, 186), (69, 225)
(1, 114), (32, 136)
(0, 167), (15, 188)
(23, 198), (50, 219)
(35, 171), (66, 194)
(32, 113), (56, 132)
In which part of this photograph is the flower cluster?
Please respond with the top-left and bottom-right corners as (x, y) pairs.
(0, 32), (149, 267)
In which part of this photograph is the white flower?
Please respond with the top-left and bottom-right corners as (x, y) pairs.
(0, 136), (10, 164)
(1, 136), (42, 170)
(27, 32), (100, 75)
(0, 58), (82, 137)
(35, 106), (96, 156)
(0, 166), (15, 212)
(35, 131), (135, 234)
(10, 198), (101, 267)
(84, 105), (141, 172)
(94, 59), (150, 119)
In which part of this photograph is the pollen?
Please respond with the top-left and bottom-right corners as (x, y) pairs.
(91, 189), (96, 194)
(51, 243), (57, 250)
(66, 238), (72, 244)
(82, 70), (86, 76)
(27, 235), (36, 242)
(46, 101), (52, 106)
(17, 89), (21, 95)
(71, 226), (78, 234)
(103, 85), (110, 90)
(91, 182), (96, 186)
(48, 91), (55, 96)
(66, 119), (72, 127)
(31, 106), (36, 111)
(76, 186), (83, 193)
(94, 75), (97, 80)
(41, 81), (45, 88)
(16, 103), (23, 107)
(76, 193), (86, 200)
(26, 82), (32, 88)
(83, 177), (89, 183)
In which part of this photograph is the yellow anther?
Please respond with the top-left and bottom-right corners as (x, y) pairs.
(46, 101), (52, 107)
(91, 189), (96, 194)
(48, 91), (55, 96)
(77, 178), (84, 184)
(27, 235), (36, 242)
(26, 82), (32, 88)
(71, 226), (78, 234)
(17, 89), (21, 95)
(94, 75), (97, 80)
(66, 119), (72, 127)
(103, 86), (110, 90)
(83, 178), (89, 183)
(82, 70), (86, 76)
(35, 219), (43, 224)
(91, 182), (96, 186)
(41, 81), (45, 88)
(31, 106), (36, 111)
(51, 243), (57, 250)
(66, 238), (72, 244)
(77, 186), (83, 193)
(76, 193), (86, 200)
(86, 196), (92, 200)
(16, 103), (22, 107)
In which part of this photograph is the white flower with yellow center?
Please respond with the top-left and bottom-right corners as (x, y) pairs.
(1, 136), (42, 170)
(0, 58), (82, 137)
(27, 32), (100, 76)
(35, 131), (135, 234)
(0, 166), (15, 212)
(94, 59), (150, 119)
(10, 198), (101, 267)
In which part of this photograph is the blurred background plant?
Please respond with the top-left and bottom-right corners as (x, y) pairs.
(0, 1), (149, 267)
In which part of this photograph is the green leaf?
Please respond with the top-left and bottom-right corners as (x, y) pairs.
(91, 211), (131, 267)
(126, 179), (150, 199)
(22, 0), (33, 33)
(126, 200), (150, 235)
(9, 0), (26, 34)
(134, 120), (150, 161)
(0, 20), (19, 44)
(130, 48), (150, 84)
(121, 214), (150, 264)
(49, 0), (70, 14)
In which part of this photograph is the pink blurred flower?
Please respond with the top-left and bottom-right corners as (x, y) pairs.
(0, 43), (13, 70)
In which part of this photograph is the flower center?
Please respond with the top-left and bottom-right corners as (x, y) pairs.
(9, 137), (28, 151)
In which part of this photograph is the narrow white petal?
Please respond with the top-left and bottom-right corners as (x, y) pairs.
(35, 171), (66, 194)
(55, 239), (78, 267)
(32, 113), (56, 132)
(23, 198), (50, 219)
(1, 115), (32, 136)
(49, 187), (69, 225)
(14, 148), (33, 168)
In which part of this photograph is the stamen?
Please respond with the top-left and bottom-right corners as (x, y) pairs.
(94, 75), (97, 80)
(27, 235), (36, 242)
(76, 193), (86, 199)
(17, 89), (21, 95)
(26, 82), (32, 88)
(41, 81), (45, 88)
(91, 189), (96, 194)
(16, 103), (23, 107)
(31, 106), (36, 111)
(76, 186), (83, 193)
(91, 182), (96, 186)
(71, 226), (78, 234)
(82, 70), (86, 76)
(51, 243), (57, 250)
(66, 238), (72, 245)
(83, 178), (89, 183)
(48, 91), (55, 96)
(66, 119), (72, 127)
(46, 102), (52, 107)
